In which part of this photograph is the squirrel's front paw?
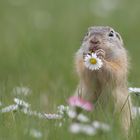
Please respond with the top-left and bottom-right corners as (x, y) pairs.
(96, 49), (105, 60)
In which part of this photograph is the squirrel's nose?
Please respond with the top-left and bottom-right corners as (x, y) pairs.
(89, 36), (101, 51)
(90, 36), (101, 45)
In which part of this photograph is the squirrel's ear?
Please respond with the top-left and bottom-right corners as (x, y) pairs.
(116, 32), (123, 45)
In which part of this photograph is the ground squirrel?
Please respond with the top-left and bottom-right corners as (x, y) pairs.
(75, 26), (132, 134)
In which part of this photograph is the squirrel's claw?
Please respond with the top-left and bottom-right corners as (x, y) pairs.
(95, 49), (105, 60)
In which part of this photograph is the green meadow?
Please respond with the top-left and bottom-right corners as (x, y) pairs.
(0, 0), (140, 139)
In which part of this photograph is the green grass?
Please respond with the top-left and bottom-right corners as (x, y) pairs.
(0, 0), (140, 139)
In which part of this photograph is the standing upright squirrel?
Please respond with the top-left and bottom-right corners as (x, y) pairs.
(75, 26), (132, 134)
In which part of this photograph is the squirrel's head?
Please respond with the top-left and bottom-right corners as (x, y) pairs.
(80, 26), (124, 60)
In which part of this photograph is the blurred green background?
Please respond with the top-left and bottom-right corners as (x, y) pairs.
(0, 0), (140, 139)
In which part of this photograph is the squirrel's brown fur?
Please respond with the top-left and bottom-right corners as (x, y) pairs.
(75, 26), (132, 134)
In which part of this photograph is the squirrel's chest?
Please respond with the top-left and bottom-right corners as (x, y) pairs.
(96, 69), (116, 84)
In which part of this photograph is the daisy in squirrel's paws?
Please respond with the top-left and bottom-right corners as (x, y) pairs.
(84, 52), (103, 71)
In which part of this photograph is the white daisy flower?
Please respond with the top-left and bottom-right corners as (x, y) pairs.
(69, 123), (97, 136)
(128, 87), (140, 95)
(84, 53), (103, 71)
(57, 105), (69, 115)
(69, 123), (81, 134)
(67, 109), (77, 119)
(0, 104), (18, 113)
(92, 121), (110, 132)
(21, 108), (43, 118)
(77, 113), (90, 123)
(14, 98), (30, 108)
(81, 124), (97, 136)
(44, 113), (62, 119)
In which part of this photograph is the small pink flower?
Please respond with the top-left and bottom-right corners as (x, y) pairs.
(68, 96), (93, 111)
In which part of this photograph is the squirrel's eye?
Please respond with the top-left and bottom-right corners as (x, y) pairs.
(108, 30), (114, 37)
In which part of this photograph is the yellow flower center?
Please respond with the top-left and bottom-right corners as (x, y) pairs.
(90, 58), (97, 64)
(90, 50), (95, 53)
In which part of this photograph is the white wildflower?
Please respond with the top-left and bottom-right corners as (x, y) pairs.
(67, 109), (77, 119)
(21, 107), (62, 120)
(21, 107), (30, 114)
(92, 121), (101, 128)
(57, 105), (69, 115)
(0, 104), (18, 113)
(21, 108), (43, 118)
(81, 124), (97, 136)
(69, 123), (97, 136)
(14, 98), (30, 108)
(77, 114), (89, 123)
(44, 113), (62, 119)
(33, 112), (44, 119)
(12, 86), (32, 96)
(69, 121), (110, 136)
(84, 53), (103, 71)
(129, 87), (140, 95)
(30, 129), (42, 139)
(69, 123), (81, 134)
(92, 121), (110, 131)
